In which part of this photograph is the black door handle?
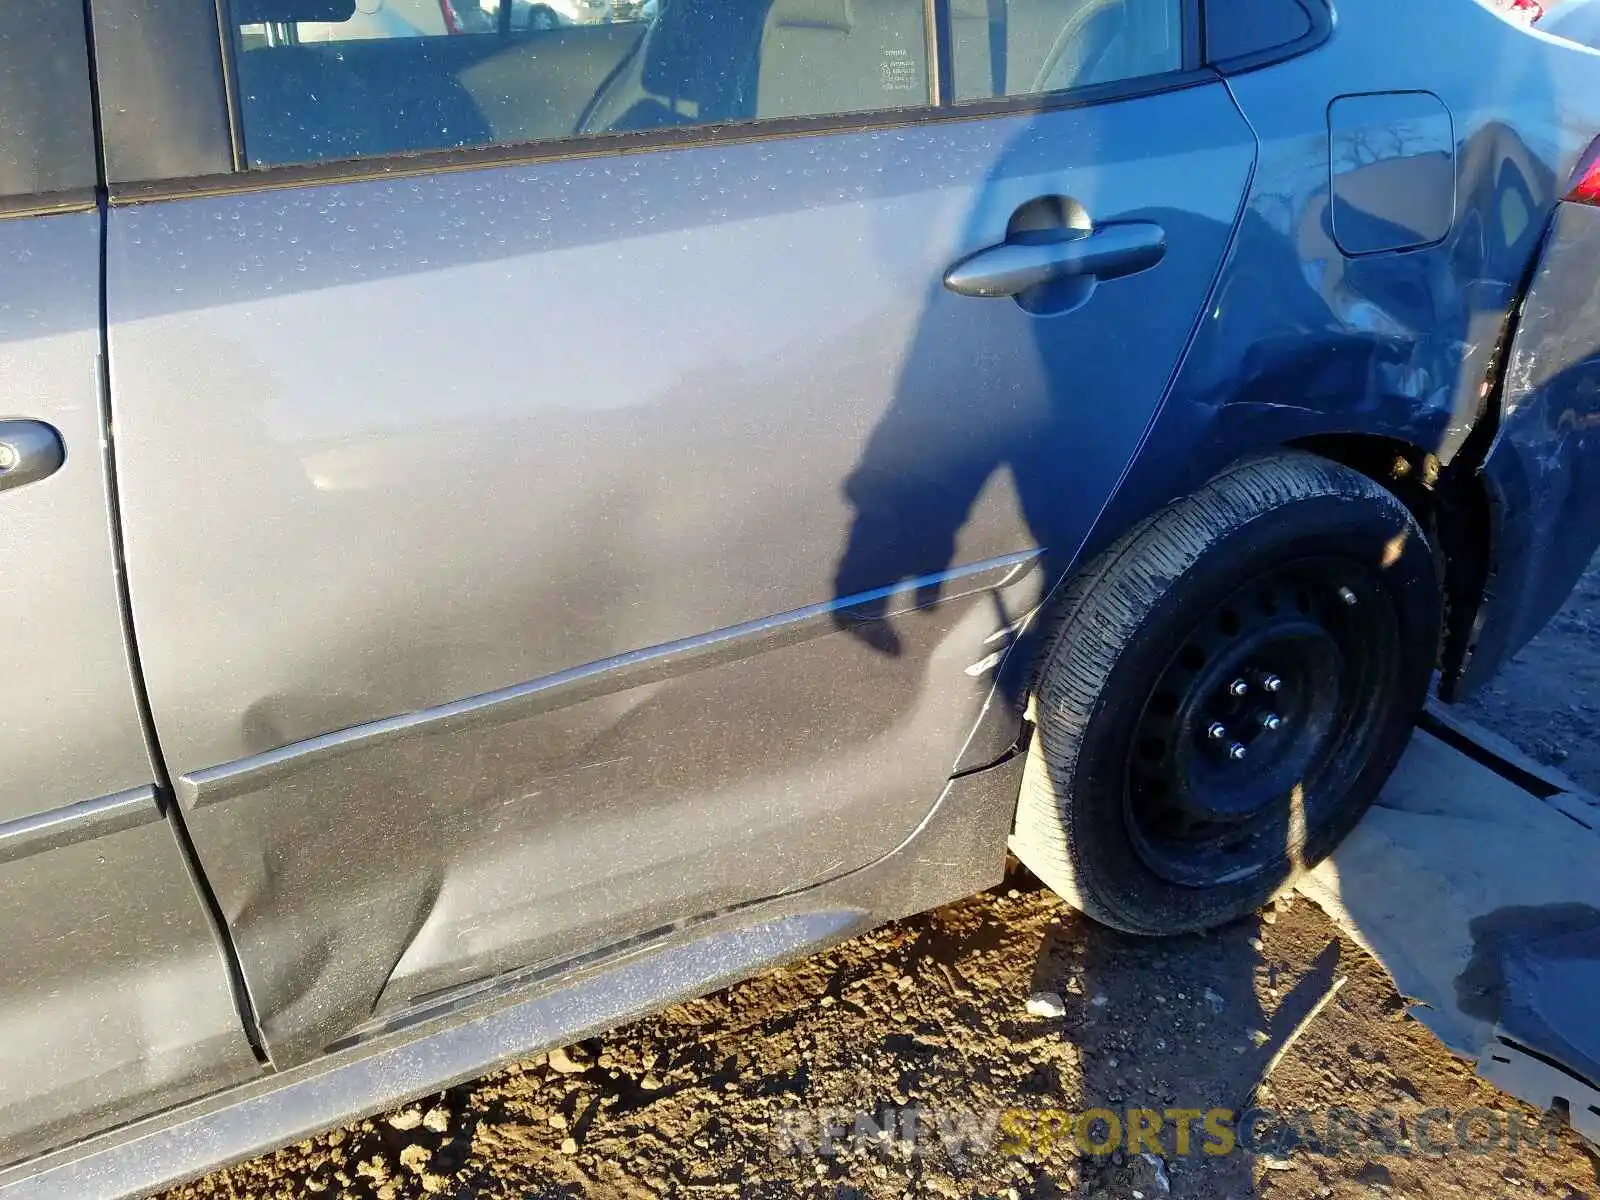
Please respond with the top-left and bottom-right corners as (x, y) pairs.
(943, 221), (1168, 298)
(0, 420), (64, 495)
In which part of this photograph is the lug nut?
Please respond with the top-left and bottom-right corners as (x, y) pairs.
(1207, 722), (1228, 741)
(1228, 679), (1250, 697)
(1338, 586), (1358, 606)
(1228, 743), (1249, 761)
(1261, 674), (1283, 693)
(1259, 712), (1283, 731)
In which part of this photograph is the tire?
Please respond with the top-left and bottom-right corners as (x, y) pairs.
(526, 5), (560, 29)
(1011, 450), (1441, 935)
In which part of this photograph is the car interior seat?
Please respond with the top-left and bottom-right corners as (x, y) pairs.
(755, 0), (930, 118)
(584, 0), (931, 132)
(232, 0), (497, 164)
(578, 0), (765, 132)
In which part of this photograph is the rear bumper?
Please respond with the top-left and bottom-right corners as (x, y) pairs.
(1459, 200), (1600, 693)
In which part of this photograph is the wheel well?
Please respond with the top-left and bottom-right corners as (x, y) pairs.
(1288, 432), (1492, 695)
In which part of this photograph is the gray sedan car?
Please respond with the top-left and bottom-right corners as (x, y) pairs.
(2, 0), (1600, 1195)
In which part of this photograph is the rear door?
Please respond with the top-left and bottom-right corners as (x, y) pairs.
(0, 7), (258, 1166)
(102, 0), (1254, 1063)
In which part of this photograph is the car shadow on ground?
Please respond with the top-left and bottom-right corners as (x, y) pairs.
(1022, 869), (1336, 1198)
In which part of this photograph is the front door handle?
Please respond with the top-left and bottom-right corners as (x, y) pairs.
(943, 220), (1168, 298)
(0, 421), (65, 495)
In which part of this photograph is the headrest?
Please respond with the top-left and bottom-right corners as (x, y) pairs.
(233, 0), (358, 23)
(766, 0), (852, 33)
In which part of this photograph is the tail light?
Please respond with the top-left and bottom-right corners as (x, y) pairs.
(1568, 139), (1600, 207)
(438, 0), (465, 32)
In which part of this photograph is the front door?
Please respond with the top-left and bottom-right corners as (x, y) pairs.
(105, 0), (1254, 1063)
(0, 8), (258, 1166)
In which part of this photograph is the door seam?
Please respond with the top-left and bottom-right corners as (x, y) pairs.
(81, 0), (271, 1069)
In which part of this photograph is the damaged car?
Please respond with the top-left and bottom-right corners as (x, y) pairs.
(1, 0), (1599, 1193)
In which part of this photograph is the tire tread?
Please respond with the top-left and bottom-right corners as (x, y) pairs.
(1011, 451), (1427, 933)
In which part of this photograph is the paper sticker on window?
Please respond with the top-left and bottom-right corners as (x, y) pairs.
(882, 47), (921, 93)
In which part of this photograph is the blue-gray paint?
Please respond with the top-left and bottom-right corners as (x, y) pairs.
(0, 207), (260, 1170)
(1328, 91), (1456, 255)
(4, 0), (1600, 1184)
(106, 82), (1254, 1064)
(1081, 0), (1600, 612)
(0, 752), (1023, 1200)
(0, 787), (159, 867)
(1468, 201), (1600, 691)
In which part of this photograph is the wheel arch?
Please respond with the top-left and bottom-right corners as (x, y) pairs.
(1009, 448), (1442, 932)
(1286, 431), (1495, 699)
(966, 427), (1499, 777)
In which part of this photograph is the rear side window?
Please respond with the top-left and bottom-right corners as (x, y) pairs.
(231, 0), (932, 168)
(0, 9), (99, 199)
(950, 0), (1184, 102)
(1202, 0), (1323, 70)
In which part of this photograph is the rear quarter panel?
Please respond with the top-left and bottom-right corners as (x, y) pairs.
(1468, 199), (1600, 685)
(1086, 0), (1600, 581)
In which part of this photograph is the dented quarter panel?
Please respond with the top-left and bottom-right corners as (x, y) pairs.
(9, 0), (1600, 1181)
(1082, 1), (1599, 579)
(1468, 201), (1600, 689)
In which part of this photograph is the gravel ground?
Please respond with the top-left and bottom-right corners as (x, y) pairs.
(168, 559), (1600, 1200)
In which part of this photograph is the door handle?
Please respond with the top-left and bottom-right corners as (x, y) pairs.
(943, 220), (1167, 298)
(0, 421), (65, 495)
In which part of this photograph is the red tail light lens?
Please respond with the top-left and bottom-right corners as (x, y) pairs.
(1568, 140), (1600, 207)
(438, 0), (464, 33)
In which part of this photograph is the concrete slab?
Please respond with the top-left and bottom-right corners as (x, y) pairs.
(1296, 713), (1600, 1129)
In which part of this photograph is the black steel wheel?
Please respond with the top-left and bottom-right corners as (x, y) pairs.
(1012, 451), (1440, 934)
(1125, 558), (1398, 889)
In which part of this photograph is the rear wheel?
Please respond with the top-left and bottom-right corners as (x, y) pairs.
(1011, 451), (1440, 935)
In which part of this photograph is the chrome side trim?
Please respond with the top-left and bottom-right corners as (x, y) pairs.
(178, 550), (1041, 809)
(0, 787), (160, 867)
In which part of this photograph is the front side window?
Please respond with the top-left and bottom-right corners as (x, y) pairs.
(949, 0), (1183, 102)
(0, 8), (99, 199)
(231, 0), (931, 168)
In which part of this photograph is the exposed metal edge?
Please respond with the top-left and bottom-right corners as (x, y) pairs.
(178, 549), (1042, 809)
(0, 910), (864, 1200)
(0, 787), (160, 868)
(1479, 1034), (1600, 1147)
(1419, 699), (1588, 801)
(1438, 210), (1559, 700)
(0, 191), (98, 221)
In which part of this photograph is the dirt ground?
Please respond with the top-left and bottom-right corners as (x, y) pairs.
(169, 560), (1600, 1200)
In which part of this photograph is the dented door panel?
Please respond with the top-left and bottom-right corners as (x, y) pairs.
(107, 90), (1254, 1063)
